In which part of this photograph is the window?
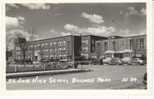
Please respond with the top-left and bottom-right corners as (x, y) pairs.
(104, 42), (108, 51)
(136, 39), (140, 49)
(82, 54), (89, 59)
(28, 45), (30, 49)
(30, 45), (33, 48)
(37, 44), (40, 47)
(43, 49), (48, 52)
(112, 41), (116, 51)
(50, 54), (53, 57)
(140, 38), (144, 49)
(58, 41), (67, 46)
(59, 54), (62, 57)
(16, 51), (21, 55)
(28, 50), (32, 54)
(50, 49), (53, 53)
(59, 48), (62, 51)
(63, 47), (66, 50)
(62, 54), (66, 57)
(97, 42), (100, 46)
(82, 40), (88, 45)
(50, 42), (53, 46)
(53, 42), (56, 45)
(41, 43), (44, 47)
(63, 41), (66, 46)
(16, 47), (21, 50)
(82, 47), (88, 52)
(122, 40), (125, 46)
(44, 55), (48, 58)
(34, 45), (37, 48)
(45, 43), (48, 46)
(28, 45), (31, 49)
(54, 48), (57, 52)
(130, 39), (133, 49)
(58, 41), (61, 46)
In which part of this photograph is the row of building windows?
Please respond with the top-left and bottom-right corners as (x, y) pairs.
(37, 47), (67, 53)
(15, 54), (70, 60)
(41, 54), (68, 58)
(81, 53), (89, 59)
(40, 41), (67, 47)
(82, 40), (89, 45)
(16, 41), (67, 50)
(82, 47), (88, 52)
(16, 51), (69, 60)
(102, 38), (145, 51)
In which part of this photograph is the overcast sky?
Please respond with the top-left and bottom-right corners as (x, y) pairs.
(6, 3), (146, 41)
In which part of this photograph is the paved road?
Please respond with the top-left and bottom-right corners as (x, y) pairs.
(6, 65), (146, 89)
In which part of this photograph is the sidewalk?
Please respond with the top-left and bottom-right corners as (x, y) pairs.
(6, 68), (91, 78)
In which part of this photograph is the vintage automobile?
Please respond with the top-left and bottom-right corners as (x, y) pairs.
(121, 57), (132, 65)
(110, 58), (123, 65)
(121, 57), (144, 65)
(102, 57), (112, 65)
(103, 57), (122, 65)
(131, 58), (144, 65)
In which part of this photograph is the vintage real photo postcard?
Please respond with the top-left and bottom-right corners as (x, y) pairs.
(0, 0), (153, 95)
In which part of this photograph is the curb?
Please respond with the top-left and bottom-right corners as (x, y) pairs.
(6, 69), (92, 78)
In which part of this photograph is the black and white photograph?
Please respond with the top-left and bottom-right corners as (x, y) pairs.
(5, 2), (148, 90)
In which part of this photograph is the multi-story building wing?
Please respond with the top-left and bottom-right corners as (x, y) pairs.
(96, 34), (146, 59)
(13, 35), (81, 62)
(81, 35), (107, 59)
(128, 35), (146, 58)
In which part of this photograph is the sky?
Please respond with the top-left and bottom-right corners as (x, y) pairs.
(5, 3), (146, 50)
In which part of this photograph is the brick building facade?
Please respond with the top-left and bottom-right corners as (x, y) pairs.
(14, 35), (81, 62)
(96, 34), (146, 59)
(80, 35), (107, 59)
(13, 34), (146, 64)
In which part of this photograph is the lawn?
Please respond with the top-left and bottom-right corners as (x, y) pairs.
(6, 65), (146, 89)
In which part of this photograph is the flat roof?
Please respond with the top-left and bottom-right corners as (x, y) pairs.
(121, 34), (146, 38)
(28, 34), (108, 43)
(28, 35), (78, 43)
(81, 34), (108, 38)
(27, 34), (146, 43)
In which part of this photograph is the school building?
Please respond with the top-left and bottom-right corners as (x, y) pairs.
(13, 34), (146, 63)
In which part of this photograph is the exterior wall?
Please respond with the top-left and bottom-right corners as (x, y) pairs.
(13, 35), (81, 62)
(81, 35), (107, 59)
(73, 36), (81, 60)
(13, 34), (146, 63)
(96, 35), (146, 59)
(81, 35), (91, 59)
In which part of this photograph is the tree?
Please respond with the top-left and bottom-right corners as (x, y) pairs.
(6, 50), (12, 61)
(14, 37), (27, 65)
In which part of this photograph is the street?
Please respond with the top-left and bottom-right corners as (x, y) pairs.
(6, 65), (146, 89)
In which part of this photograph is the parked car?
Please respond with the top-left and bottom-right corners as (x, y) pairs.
(121, 57), (144, 65)
(121, 57), (132, 65)
(103, 57), (112, 65)
(67, 61), (74, 68)
(103, 57), (122, 65)
(131, 58), (144, 65)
